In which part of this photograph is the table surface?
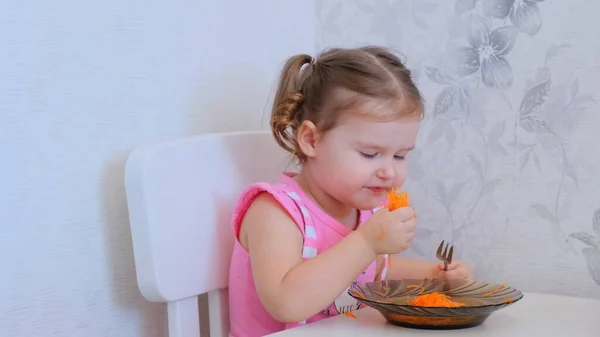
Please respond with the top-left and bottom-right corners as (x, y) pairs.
(268, 292), (600, 336)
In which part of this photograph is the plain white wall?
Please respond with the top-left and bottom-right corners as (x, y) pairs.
(0, 1), (315, 336)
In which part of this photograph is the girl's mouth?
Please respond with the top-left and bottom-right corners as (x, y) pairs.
(366, 186), (387, 194)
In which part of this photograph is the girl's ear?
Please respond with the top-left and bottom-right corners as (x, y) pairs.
(297, 120), (320, 159)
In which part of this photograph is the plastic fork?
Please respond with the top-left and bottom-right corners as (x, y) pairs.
(436, 240), (454, 271)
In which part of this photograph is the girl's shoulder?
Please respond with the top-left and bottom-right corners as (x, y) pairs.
(231, 172), (307, 239)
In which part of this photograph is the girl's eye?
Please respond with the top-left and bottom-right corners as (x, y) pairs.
(360, 152), (406, 160)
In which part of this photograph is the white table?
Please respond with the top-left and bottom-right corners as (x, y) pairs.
(268, 292), (600, 336)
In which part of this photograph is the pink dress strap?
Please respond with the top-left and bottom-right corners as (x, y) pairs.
(279, 188), (318, 328)
(232, 182), (307, 240)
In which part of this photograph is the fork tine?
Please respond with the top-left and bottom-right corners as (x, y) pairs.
(436, 240), (444, 257)
(442, 242), (448, 258)
(447, 245), (454, 264)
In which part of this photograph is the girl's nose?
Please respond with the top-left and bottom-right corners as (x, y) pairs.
(376, 162), (396, 180)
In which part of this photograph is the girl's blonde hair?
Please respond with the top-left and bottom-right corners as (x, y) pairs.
(270, 46), (423, 162)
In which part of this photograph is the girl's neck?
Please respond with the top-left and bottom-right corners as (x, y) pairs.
(294, 169), (359, 229)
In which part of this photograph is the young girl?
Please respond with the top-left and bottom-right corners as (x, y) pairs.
(228, 46), (473, 337)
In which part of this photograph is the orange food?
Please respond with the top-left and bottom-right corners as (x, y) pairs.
(349, 289), (367, 301)
(386, 188), (410, 211)
(406, 285), (425, 294)
(344, 312), (357, 319)
(380, 189), (414, 268)
(372, 290), (389, 298)
(409, 292), (465, 308)
(483, 283), (506, 298)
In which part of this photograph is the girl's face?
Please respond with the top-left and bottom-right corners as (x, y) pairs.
(298, 97), (420, 211)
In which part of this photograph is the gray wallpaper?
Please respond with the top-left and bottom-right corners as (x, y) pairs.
(316, 0), (600, 297)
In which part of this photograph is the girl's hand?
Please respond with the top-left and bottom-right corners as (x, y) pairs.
(436, 260), (474, 280)
(357, 206), (416, 255)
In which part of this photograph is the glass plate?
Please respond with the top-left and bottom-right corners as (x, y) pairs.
(348, 278), (523, 330)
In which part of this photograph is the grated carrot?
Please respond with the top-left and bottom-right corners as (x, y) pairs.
(406, 285), (425, 294)
(379, 188), (414, 270)
(349, 289), (367, 301)
(377, 188), (413, 240)
(409, 292), (465, 308)
(344, 312), (357, 319)
(483, 283), (506, 297)
(372, 290), (388, 298)
(386, 188), (411, 211)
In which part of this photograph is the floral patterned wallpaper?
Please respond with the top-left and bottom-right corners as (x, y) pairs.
(316, 0), (600, 297)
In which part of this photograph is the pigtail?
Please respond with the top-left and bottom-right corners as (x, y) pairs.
(270, 54), (313, 162)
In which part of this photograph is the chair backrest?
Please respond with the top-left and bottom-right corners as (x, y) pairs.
(124, 131), (290, 337)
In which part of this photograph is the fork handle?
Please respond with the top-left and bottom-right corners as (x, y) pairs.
(443, 262), (448, 271)
(381, 254), (390, 280)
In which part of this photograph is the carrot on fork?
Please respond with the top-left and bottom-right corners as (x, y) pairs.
(381, 187), (416, 217)
(381, 187), (414, 273)
(386, 187), (411, 211)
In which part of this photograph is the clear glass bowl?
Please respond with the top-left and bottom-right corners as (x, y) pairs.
(348, 278), (523, 330)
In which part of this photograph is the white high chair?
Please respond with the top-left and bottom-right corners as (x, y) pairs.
(124, 131), (290, 337)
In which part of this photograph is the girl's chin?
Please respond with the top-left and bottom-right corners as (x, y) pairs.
(354, 198), (386, 211)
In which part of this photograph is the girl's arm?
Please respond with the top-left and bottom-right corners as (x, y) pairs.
(374, 255), (438, 281)
(240, 193), (377, 323)
(375, 255), (474, 280)
(387, 256), (438, 279)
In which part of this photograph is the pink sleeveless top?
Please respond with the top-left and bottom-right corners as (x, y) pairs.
(228, 172), (384, 337)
